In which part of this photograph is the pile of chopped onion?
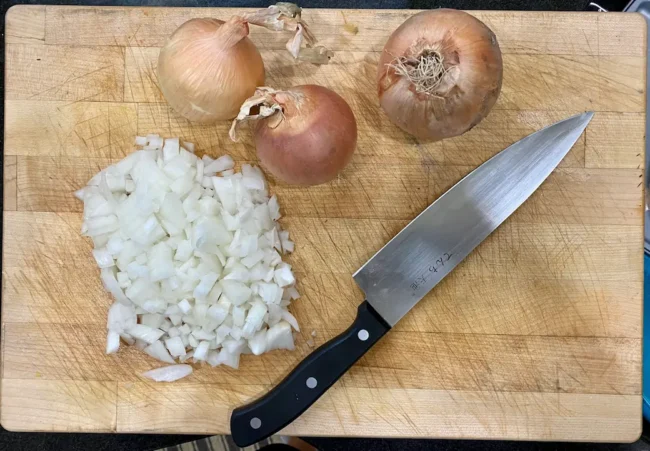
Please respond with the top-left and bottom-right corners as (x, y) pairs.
(75, 135), (300, 376)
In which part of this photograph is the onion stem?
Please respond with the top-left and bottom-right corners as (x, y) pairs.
(242, 2), (332, 63)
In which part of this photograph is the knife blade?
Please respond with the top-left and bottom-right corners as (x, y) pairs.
(230, 111), (594, 446)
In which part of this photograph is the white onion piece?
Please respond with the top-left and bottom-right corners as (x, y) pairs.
(141, 364), (193, 382)
(281, 310), (300, 332)
(106, 330), (121, 354)
(223, 338), (247, 355)
(221, 280), (252, 305)
(141, 313), (164, 329)
(204, 155), (234, 175)
(215, 348), (240, 369)
(78, 135), (300, 375)
(165, 336), (187, 357)
(248, 330), (267, 355)
(101, 269), (130, 305)
(193, 341), (210, 361)
(274, 264), (295, 287)
(266, 321), (295, 351)
(242, 300), (267, 338)
(127, 324), (165, 344)
(144, 340), (176, 364)
(107, 303), (136, 333)
(268, 196), (281, 220)
(178, 299), (192, 314)
(207, 304), (229, 325)
(93, 248), (115, 268)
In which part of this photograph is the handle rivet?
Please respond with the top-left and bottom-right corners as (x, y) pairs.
(250, 417), (262, 429)
(358, 329), (369, 341)
(306, 377), (318, 389)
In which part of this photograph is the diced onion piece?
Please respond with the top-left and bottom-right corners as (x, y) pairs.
(281, 310), (300, 332)
(286, 286), (300, 300)
(193, 272), (219, 301)
(107, 302), (136, 333)
(160, 320), (172, 332)
(141, 313), (164, 329)
(142, 299), (166, 314)
(178, 298), (192, 314)
(207, 304), (228, 326)
(168, 327), (180, 338)
(242, 300), (267, 338)
(193, 329), (216, 341)
(144, 340), (176, 363)
(268, 195), (281, 220)
(204, 155), (234, 175)
(165, 336), (187, 357)
(221, 280), (252, 305)
(266, 321), (295, 351)
(274, 264), (295, 287)
(258, 282), (283, 305)
(141, 364), (193, 382)
(193, 340), (210, 361)
(216, 348), (240, 369)
(106, 330), (121, 354)
(248, 330), (267, 355)
(101, 269), (130, 305)
(127, 324), (164, 344)
(232, 306), (246, 328)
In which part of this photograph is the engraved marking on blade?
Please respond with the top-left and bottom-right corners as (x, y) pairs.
(409, 252), (453, 292)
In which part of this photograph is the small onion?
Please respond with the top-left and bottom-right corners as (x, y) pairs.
(158, 3), (332, 123)
(230, 85), (357, 185)
(377, 9), (503, 141)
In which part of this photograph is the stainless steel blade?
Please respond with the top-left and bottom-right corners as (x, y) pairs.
(353, 112), (594, 326)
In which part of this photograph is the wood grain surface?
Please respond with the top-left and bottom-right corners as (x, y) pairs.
(2, 5), (646, 442)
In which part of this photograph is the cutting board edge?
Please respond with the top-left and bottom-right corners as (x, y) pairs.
(1, 5), (646, 439)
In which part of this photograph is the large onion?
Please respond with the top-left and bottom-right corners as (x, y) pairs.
(230, 85), (357, 185)
(158, 3), (332, 123)
(158, 17), (264, 123)
(377, 9), (503, 141)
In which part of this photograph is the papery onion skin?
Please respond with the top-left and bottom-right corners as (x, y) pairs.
(158, 17), (265, 123)
(253, 85), (357, 185)
(377, 9), (503, 141)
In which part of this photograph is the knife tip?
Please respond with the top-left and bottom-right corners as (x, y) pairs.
(568, 111), (594, 130)
(581, 111), (595, 124)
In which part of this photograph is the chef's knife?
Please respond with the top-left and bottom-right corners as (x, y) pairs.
(230, 111), (594, 446)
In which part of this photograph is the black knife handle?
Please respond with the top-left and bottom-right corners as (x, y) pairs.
(230, 301), (390, 447)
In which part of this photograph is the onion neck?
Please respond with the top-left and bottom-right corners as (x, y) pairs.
(215, 16), (250, 48)
(229, 87), (286, 141)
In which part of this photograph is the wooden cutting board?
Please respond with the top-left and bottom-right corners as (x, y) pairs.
(2, 5), (646, 441)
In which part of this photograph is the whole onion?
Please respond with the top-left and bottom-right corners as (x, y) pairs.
(230, 85), (357, 185)
(377, 9), (503, 141)
(158, 3), (332, 124)
(158, 17), (265, 123)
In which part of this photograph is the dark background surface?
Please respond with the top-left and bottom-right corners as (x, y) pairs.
(0, 0), (644, 450)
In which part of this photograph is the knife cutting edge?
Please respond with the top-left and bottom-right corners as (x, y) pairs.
(230, 111), (594, 446)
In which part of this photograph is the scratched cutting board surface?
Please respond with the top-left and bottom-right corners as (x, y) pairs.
(1, 4), (646, 441)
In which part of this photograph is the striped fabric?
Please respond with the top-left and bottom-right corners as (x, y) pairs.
(159, 435), (285, 451)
